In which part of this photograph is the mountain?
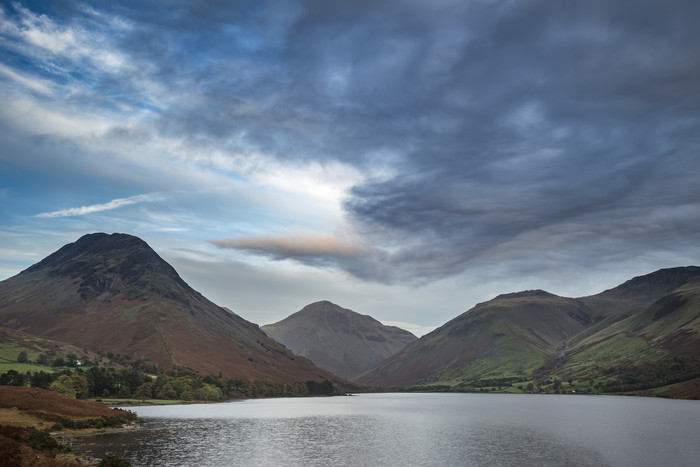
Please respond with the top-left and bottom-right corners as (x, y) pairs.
(262, 300), (416, 380)
(0, 233), (340, 383)
(357, 290), (593, 386)
(359, 267), (700, 392)
(566, 271), (700, 374)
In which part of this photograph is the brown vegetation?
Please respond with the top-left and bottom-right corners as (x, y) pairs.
(0, 387), (131, 424)
(0, 425), (83, 467)
(0, 387), (135, 466)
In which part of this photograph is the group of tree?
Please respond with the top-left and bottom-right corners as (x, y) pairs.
(0, 352), (337, 401)
(599, 356), (700, 393)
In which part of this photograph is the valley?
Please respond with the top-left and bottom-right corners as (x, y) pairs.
(1, 233), (699, 400)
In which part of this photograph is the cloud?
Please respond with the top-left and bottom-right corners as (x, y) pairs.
(211, 233), (367, 262)
(3, 0), (700, 294)
(188, 0), (700, 285)
(0, 63), (53, 95)
(36, 193), (166, 218)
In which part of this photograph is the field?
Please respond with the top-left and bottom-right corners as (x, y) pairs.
(0, 361), (55, 373)
(97, 398), (186, 406)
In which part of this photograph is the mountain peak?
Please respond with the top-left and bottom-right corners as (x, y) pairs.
(299, 300), (355, 316)
(20, 232), (184, 302)
(263, 301), (416, 380)
(303, 300), (341, 310)
(494, 289), (557, 300)
(23, 233), (153, 273)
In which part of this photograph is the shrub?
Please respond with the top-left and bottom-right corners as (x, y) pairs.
(50, 423), (63, 431)
(99, 455), (131, 466)
(26, 428), (61, 453)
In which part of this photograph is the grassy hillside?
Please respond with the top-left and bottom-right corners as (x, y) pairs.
(359, 290), (592, 386)
(359, 268), (700, 398)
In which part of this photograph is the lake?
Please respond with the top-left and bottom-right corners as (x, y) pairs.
(72, 393), (700, 466)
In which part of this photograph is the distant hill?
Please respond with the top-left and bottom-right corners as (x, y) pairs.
(359, 267), (700, 395)
(0, 233), (341, 383)
(262, 300), (416, 380)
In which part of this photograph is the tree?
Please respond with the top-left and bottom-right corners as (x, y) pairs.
(156, 382), (177, 400)
(231, 377), (251, 394)
(134, 382), (153, 400)
(116, 385), (132, 398)
(87, 367), (115, 398)
(71, 373), (90, 399)
(180, 386), (193, 401)
(306, 379), (335, 395)
(0, 370), (26, 386)
(50, 375), (77, 398)
(30, 371), (54, 390)
(65, 353), (78, 367)
(194, 384), (224, 401)
(17, 351), (29, 363)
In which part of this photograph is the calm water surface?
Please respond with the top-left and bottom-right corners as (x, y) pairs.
(72, 393), (700, 466)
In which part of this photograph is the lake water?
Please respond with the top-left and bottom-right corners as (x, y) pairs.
(72, 393), (700, 466)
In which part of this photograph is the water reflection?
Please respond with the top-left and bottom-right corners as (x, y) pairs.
(72, 393), (700, 467)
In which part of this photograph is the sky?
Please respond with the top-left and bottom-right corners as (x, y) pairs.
(1, 0), (699, 337)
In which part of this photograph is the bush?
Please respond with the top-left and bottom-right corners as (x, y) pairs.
(26, 428), (61, 453)
(99, 455), (131, 466)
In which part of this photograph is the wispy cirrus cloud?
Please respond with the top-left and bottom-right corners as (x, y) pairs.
(36, 193), (166, 218)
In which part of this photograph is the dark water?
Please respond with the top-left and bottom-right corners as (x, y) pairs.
(72, 393), (700, 466)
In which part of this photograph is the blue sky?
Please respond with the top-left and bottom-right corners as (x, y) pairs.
(2, 0), (699, 336)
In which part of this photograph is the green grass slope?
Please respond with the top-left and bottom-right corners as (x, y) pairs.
(358, 290), (592, 387)
(360, 267), (700, 396)
(563, 276), (700, 380)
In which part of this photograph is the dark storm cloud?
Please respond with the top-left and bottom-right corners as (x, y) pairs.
(4, 0), (699, 284)
(330, 0), (700, 282)
(164, 0), (700, 282)
(201, 0), (700, 283)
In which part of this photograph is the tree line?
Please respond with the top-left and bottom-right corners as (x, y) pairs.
(599, 355), (700, 393)
(0, 352), (337, 401)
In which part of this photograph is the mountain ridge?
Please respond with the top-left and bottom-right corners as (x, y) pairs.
(359, 266), (700, 392)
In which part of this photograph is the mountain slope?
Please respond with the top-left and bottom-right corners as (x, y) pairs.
(0, 233), (339, 383)
(358, 290), (592, 386)
(262, 300), (416, 380)
(571, 266), (700, 346)
(566, 273), (700, 373)
(359, 267), (700, 389)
